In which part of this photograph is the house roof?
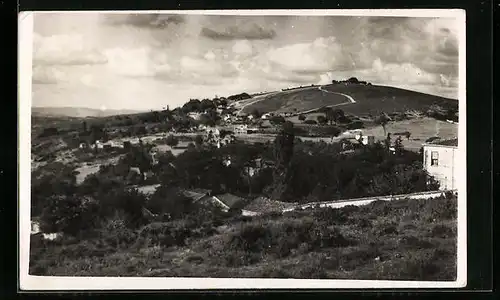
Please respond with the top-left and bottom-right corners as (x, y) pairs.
(214, 193), (245, 208)
(243, 196), (297, 213)
(181, 188), (211, 202)
(425, 138), (458, 147)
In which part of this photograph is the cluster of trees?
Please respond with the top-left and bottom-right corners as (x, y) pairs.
(332, 77), (371, 85)
(426, 105), (459, 122)
(227, 93), (251, 101)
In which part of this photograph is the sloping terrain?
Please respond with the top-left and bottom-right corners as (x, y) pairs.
(30, 195), (457, 280)
(241, 86), (349, 114)
(242, 84), (458, 117)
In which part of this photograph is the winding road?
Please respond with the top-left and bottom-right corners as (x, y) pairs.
(234, 85), (358, 117)
(317, 86), (356, 104)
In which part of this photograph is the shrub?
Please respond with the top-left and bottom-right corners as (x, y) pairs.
(39, 195), (100, 236)
(429, 224), (454, 238)
(99, 212), (139, 249)
(165, 134), (179, 147)
(346, 120), (364, 130)
(136, 221), (191, 248)
(303, 119), (317, 125)
(298, 115), (306, 121)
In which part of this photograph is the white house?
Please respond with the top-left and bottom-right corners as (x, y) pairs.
(422, 138), (459, 190)
(261, 113), (271, 120)
(361, 135), (375, 146)
(234, 124), (248, 135)
(187, 112), (202, 120)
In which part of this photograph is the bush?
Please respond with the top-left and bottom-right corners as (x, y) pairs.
(165, 134), (179, 147)
(40, 195), (100, 236)
(346, 120), (364, 130)
(298, 115), (306, 121)
(136, 221), (192, 248)
(303, 119), (317, 125)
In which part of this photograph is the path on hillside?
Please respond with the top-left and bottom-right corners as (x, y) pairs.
(317, 86), (356, 103)
(235, 91), (279, 116)
(235, 86), (320, 116)
(281, 190), (453, 213)
(235, 86), (357, 117)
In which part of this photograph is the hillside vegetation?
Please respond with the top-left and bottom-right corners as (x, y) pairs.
(242, 84), (458, 117)
(30, 195), (457, 279)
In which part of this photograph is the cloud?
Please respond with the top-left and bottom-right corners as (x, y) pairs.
(367, 58), (438, 85)
(32, 66), (66, 84)
(103, 14), (185, 28)
(32, 13), (461, 109)
(33, 33), (108, 66)
(200, 23), (276, 40)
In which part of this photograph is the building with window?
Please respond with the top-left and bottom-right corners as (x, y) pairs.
(422, 138), (458, 190)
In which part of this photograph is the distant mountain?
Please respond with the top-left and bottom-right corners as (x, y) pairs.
(32, 106), (145, 118)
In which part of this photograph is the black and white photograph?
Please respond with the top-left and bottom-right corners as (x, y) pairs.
(19, 9), (466, 290)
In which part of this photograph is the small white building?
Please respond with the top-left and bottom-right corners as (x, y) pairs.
(234, 124), (248, 135)
(361, 135), (375, 146)
(187, 112), (202, 120)
(261, 113), (271, 120)
(422, 138), (459, 190)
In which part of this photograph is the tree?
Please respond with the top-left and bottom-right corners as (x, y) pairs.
(332, 108), (346, 124)
(394, 136), (404, 155)
(195, 135), (204, 147)
(405, 131), (411, 140)
(201, 99), (216, 111)
(317, 115), (328, 125)
(376, 113), (390, 136)
(347, 77), (359, 84)
(90, 124), (105, 154)
(270, 115), (286, 125)
(166, 134), (179, 147)
(384, 133), (392, 150)
(200, 109), (220, 127)
(40, 195), (99, 236)
(298, 114), (306, 121)
(82, 121), (88, 133)
(182, 99), (202, 113)
(251, 108), (262, 119)
(148, 186), (196, 219)
(270, 121), (295, 200)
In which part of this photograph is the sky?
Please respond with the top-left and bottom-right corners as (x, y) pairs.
(31, 13), (461, 110)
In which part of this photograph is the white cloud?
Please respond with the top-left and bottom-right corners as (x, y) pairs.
(368, 58), (437, 85)
(32, 14), (461, 109)
(32, 66), (66, 84)
(232, 40), (253, 56)
(33, 33), (108, 66)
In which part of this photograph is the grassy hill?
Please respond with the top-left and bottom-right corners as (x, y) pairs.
(242, 84), (458, 117)
(32, 106), (144, 118)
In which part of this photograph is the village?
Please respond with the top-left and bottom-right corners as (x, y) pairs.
(27, 11), (462, 281)
(57, 87), (459, 225)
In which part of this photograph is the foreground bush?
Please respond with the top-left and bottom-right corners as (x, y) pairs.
(30, 195), (457, 280)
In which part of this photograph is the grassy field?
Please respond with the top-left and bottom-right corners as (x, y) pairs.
(351, 117), (458, 151)
(242, 84), (458, 117)
(241, 87), (348, 115)
(30, 195), (457, 280)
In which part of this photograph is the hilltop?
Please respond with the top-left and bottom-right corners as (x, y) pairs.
(241, 83), (458, 117)
(32, 106), (144, 118)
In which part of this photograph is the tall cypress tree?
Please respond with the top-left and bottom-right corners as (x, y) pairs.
(270, 121), (295, 200)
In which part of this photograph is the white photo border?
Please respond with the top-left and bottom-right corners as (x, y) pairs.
(18, 9), (467, 290)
